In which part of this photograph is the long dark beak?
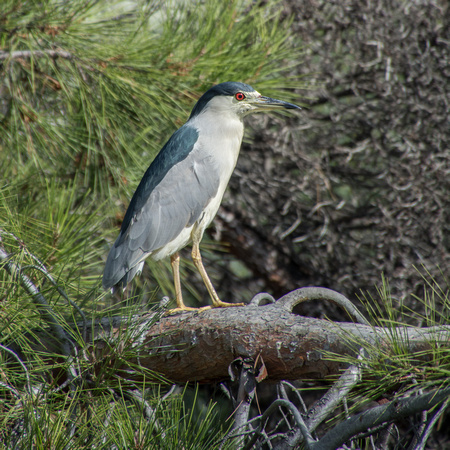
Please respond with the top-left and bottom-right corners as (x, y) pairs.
(251, 96), (301, 111)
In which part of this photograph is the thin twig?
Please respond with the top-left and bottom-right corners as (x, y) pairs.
(0, 381), (21, 399)
(244, 399), (316, 450)
(161, 384), (180, 402)
(413, 397), (450, 450)
(0, 344), (32, 394)
(279, 380), (308, 414)
(351, 421), (395, 442)
(0, 49), (74, 61)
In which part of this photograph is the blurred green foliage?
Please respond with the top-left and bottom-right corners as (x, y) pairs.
(0, 1), (303, 447)
(0, 0), (304, 307)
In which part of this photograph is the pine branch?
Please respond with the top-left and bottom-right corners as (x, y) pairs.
(81, 288), (449, 384)
(0, 237), (72, 359)
(310, 385), (450, 450)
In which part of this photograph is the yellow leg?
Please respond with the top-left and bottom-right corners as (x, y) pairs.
(167, 252), (198, 313)
(191, 239), (244, 308)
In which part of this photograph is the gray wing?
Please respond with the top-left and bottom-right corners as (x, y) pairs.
(102, 148), (220, 290)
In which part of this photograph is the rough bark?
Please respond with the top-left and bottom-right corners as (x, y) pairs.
(88, 298), (450, 384)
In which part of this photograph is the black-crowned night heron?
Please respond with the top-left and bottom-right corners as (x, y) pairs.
(103, 82), (300, 311)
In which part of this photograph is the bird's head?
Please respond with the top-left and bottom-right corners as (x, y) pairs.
(189, 81), (300, 120)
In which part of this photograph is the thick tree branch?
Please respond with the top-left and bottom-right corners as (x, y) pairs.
(87, 290), (450, 383)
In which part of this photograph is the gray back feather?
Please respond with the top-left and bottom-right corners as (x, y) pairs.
(102, 135), (220, 290)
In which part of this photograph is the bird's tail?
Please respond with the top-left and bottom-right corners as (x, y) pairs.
(102, 239), (146, 292)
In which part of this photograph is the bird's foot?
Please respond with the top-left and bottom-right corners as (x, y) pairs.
(211, 300), (245, 308)
(166, 305), (198, 315)
(166, 304), (213, 315)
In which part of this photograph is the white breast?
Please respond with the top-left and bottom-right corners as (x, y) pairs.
(151, 111), (244, 260)
(189, 111), (244, 231)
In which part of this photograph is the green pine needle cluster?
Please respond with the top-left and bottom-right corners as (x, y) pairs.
(321, 271), (450, 439)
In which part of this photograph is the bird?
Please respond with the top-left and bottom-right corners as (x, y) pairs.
(103, 81), (300, 311)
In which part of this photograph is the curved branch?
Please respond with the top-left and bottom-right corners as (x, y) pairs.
(277, 287), (370, 325)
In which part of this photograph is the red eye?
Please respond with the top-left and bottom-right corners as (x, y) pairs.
(235, 92), (246, 101)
